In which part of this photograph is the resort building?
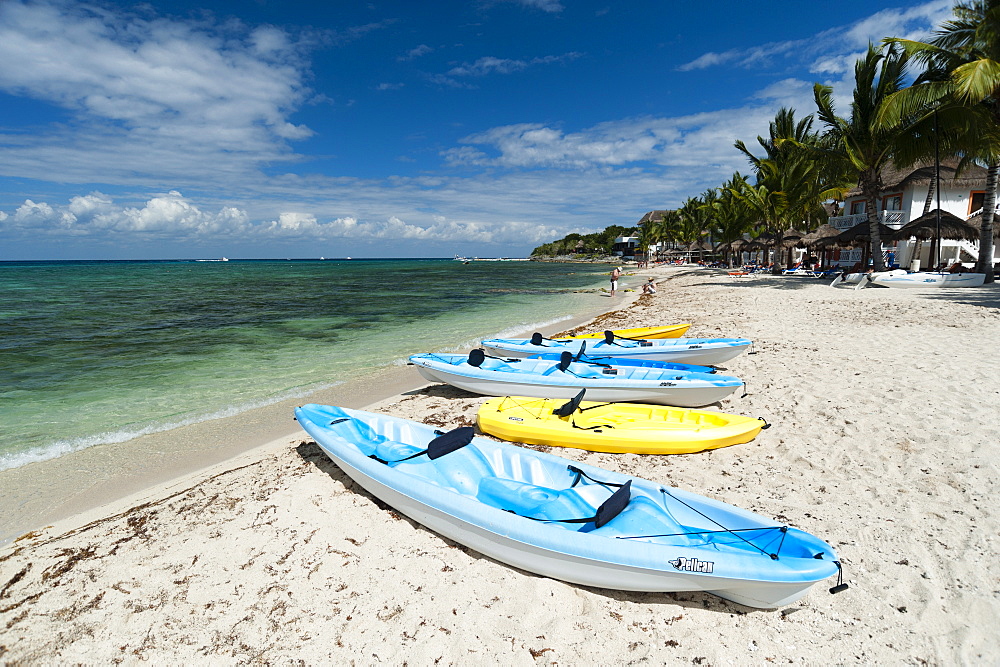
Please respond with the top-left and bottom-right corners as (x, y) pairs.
(612, 235), (640, 259)
(829, 159), (997, 269)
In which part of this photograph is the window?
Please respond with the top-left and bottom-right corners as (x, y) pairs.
(970, 191), (985, 215)
(849, 200), (865, 215)
(882, 194), (902, 211)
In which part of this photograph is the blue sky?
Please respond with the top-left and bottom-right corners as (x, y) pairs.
(0, 0), (954, 260)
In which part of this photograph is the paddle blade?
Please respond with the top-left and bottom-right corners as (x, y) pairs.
(468, 348), (486, 367)
(426, 426), (475, 460)
(553, 389), (586, 417)
(594, 480), (631, 528)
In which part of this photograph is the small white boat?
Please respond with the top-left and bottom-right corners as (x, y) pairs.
(294, 404), (845, 608)
(409, 351), (743, 407)
(830, 269), (905, 289)
(481, 332), (752, 366)
(870, 271), (986, 289)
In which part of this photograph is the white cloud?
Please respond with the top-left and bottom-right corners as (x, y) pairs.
(400, 44), (433, 61)
(0, 0), (313, 185)
(446, 53), (582, 77)
(677, 0), (952, 74)
(511, 0), (564, 12)
(0, 190), (573, 247)
(441, 105), (776, 173)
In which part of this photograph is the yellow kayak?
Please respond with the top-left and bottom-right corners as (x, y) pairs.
(564, 324), (691, 339)
(477, 395), (767, 455)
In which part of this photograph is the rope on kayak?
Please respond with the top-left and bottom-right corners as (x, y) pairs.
(604, 330), (652, 347)
(570, 420), (614, 431)
(368, 427), (474, 464)
(567, 472), (791, 560)
(566, 465), (627, 490)
(616, 526), (786, 540)
(829, 561), (849, 594)
(495, 395), (551, 420)
(658, 487), (786, 560)
(467, 349), (523, 367)
(506, 480), (632, 529)
(531, 332), (570, 347)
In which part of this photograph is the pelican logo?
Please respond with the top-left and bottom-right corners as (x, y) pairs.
(670, 557), (714, 573)
(688, 345), (702, 349)
(659, 382), (676, 387)
(508, 417), (524, 422)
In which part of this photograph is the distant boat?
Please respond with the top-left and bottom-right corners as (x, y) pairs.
(221, 257), (229, 262)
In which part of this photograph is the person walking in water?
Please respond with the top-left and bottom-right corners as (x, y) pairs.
(609, 266), (622, 296)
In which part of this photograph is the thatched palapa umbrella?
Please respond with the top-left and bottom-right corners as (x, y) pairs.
(800, 224), (841, 248)
(813, 221), (897, 269)
(889, 209), (981, 271)
(963, 210), (1000, 239)
(826, 221), (898, 248)
(888, 209), (980, 242)
(799, 224), (841, 267)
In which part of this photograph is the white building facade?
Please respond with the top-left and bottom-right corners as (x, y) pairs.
(828, 160), (996, 269)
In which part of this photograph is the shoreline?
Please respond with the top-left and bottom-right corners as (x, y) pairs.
(0, 276), (647, 545)
(4, 267), (996, 663)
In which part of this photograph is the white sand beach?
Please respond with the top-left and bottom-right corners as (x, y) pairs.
(2, 267), (998, 663)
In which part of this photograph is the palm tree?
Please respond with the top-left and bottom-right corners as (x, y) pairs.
(813, 43), (928, 271)
(707, 174), (757, 267)
(728, 167), (791, 272)
(651, 210), (680, 262)
(734, 108), (846, 271)
(636, 221), (657, 266)
(883, 0), (1000, 281)
(677, 197), (710, 262)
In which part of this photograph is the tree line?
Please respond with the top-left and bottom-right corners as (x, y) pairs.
(540, 1), (1000, 283)
(530, 225), (638, 257)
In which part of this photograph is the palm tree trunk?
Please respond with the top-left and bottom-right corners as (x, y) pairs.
(862, 173), (886, 271)
(975, 162), (997, 283)
(923, 177), (935, 215)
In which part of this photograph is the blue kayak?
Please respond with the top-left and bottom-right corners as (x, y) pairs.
(483, 332), (752, 366)
(409, 350), (743, 407)
(294, 404), (845, 608)
(528, 353), (718, 375)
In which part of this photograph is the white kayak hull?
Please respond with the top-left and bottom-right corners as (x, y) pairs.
(413, 363), (739, 407)
(870, 272), (986, 288)
(482, 337), (751, 366)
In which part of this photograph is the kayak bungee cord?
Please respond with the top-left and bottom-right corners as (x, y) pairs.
(656, 487), (787, 560)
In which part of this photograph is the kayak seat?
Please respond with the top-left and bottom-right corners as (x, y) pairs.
(587, 496), (693, 543)
(476, 477), (619, 528)
(374, 440), (424, 463)
(393, 444), (494, 497)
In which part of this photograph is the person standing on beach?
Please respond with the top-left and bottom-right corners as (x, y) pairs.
(610, 266), (622, 296)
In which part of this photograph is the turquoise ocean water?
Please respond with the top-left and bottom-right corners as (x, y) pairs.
(0, 259), (610, 471)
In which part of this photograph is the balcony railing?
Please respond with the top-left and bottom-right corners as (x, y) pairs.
(829, 210), (909, 230)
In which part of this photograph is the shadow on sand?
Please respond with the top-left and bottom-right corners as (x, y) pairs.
(294, 439), (768, 617)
